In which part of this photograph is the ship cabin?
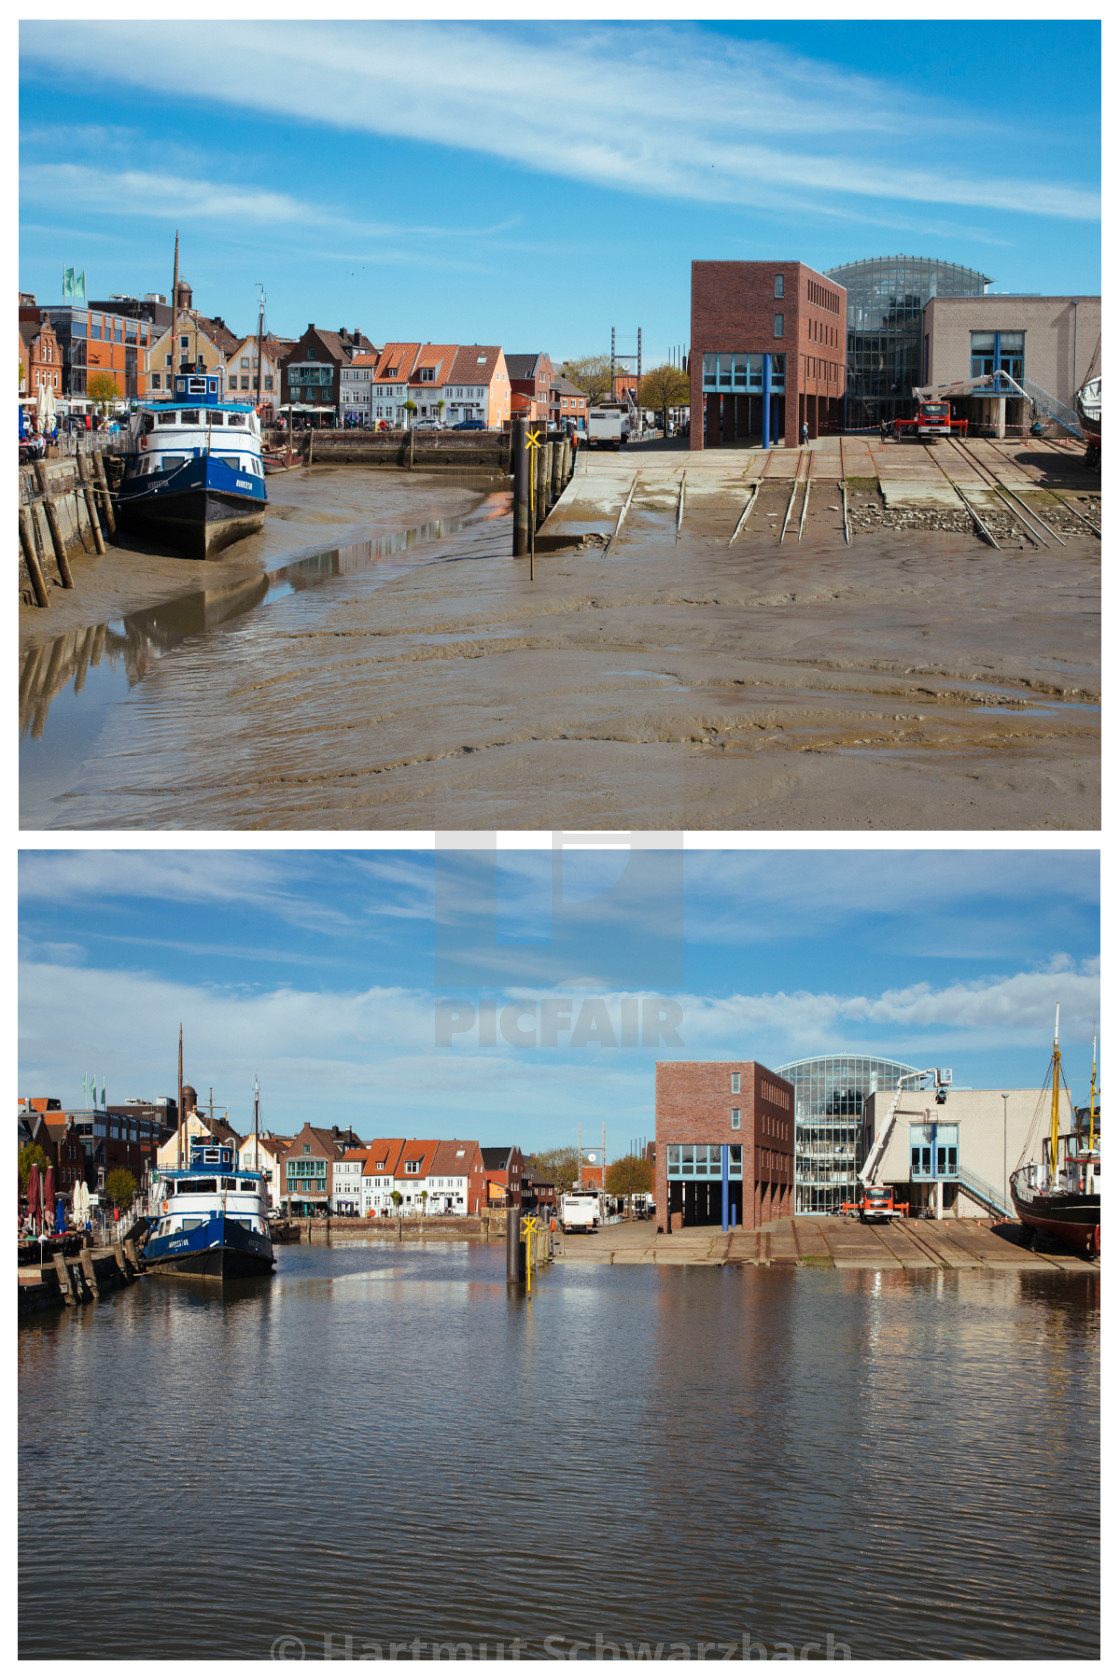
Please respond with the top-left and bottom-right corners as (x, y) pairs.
(150, 1139), (271, 1241)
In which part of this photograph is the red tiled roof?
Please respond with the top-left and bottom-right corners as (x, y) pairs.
(429, 1140), (481, 1176)
(362, 1138), (407, 1175)
(448, 345), (504, 385)
(374, 343), (421, 382)
(410, 343), (459, 387)
(394, 1140), (440, 1179)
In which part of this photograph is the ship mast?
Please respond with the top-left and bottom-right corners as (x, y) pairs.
(253, 1076), (260, 1172)
(170, 231), (179, 396)
(1049, 1004), (1061, 1180)
(177, 1021), (183, 1170)
(256, 286), (265, 414)
(1089, 1031), (1097, 1153)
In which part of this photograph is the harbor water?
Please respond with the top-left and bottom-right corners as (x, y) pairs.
(18, 1238), (1098, 1659)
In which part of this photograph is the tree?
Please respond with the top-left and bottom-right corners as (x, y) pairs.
(605, 1153), (653, 1211)
(403, 399), (417, 425)
(390, 1189), (403, 1209)
(105, 1167), (138, 1213)
(434, 400), (446, 420)
(639, 364), (691, 435)
(560, 355), (613, 407)
(87, 371), (120, 414)
(19, 1142), (50, 1192)
(419, 1189), (429, 1212)
(528, 1146), (581, 1194)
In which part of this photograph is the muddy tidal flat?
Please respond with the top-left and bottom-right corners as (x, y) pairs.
(19, 449), (1099, 830)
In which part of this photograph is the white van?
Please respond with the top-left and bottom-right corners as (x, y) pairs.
(559, 1191), (602, 1233)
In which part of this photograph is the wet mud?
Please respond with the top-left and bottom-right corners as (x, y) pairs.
(20, 467), (1099, 831)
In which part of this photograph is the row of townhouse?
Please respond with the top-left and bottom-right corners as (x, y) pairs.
(272, 1127), (530, 1217)
(20, 285), (586, 434)
(324, 338), (511, 430)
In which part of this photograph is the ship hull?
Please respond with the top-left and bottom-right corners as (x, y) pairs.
(117, 455), (266, 558)
(1010, 1187), (1099, 1256)
(144, 1210), (275, 1278)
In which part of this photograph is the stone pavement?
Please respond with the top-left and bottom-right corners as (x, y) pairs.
(553, 1214), (1098, 1272)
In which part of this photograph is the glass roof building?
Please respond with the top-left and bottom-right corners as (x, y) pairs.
(775, 1052), (923, 1214)
(824, 255), (991, 427)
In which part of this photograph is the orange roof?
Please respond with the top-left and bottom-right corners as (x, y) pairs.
(410, 344), (458, 387)
(362, 1138), (406, 1175)
(340, 1146), (368, 1161)
(374, 343), (421, 383)
(347, 353), (379, 367)
(394, 1140), (441, 1179)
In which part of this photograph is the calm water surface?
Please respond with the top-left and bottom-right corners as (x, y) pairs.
(19, 1240), (1099, 1660)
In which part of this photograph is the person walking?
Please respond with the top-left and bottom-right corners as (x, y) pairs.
(801, 420), (809, 447)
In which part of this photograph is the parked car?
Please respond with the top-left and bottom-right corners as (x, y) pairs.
(452, 417), (486, 430)
(412, 418), (442, 430)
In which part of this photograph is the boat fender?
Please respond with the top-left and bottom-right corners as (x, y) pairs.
(161, 1200), (168, 1214)
(140, 436), (147, 450)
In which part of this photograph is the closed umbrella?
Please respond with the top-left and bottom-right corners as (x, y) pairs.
(27, 1163), (42, 1235)
(43, 1165), (55, 1232)
(55, 1196), (66, 1235)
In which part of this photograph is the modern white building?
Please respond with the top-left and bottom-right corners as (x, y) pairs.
(861, 1086), (1051, 1219)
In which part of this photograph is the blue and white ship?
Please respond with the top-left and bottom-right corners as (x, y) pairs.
(117, 371), (267, 558)
(144, 1138), (275, 1279)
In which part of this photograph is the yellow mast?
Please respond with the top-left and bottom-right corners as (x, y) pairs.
(1049, 1003), (1061, 1179)
(1089, 1031), (1097, 1152)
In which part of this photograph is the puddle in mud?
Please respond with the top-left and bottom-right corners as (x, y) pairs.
(20, 492), (510, 823)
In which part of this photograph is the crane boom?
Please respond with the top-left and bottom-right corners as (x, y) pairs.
(911, 371), (1029, 403)
(858, 1068), (952, 1186)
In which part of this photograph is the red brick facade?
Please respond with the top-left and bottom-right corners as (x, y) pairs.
(655, 1061), (794, 1230)
(690, 261), (846, 451)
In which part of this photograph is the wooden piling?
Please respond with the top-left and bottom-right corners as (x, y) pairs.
(80, 1250), (100, 1299)
(53, 1251), (75, 1304)
(92, 450), (115, 535)
(76, 453), (107, 554)
(551, 436), (563, 502)
(42, 497), (75, 587)
(19, 507), (50, 608)
(511, 416), (529, 557)
(112, 1241), (130, 1280)
(124, 1238), (141, 1270)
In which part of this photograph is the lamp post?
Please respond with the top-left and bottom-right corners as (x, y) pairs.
(1001, 1094), (1009, 1210)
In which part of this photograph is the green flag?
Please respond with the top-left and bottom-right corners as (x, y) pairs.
(63, 267), (75, 301)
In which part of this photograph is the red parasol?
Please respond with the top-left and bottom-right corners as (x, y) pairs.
(27, 1162), (42, 1235)
(43, 1165), (56, 1230)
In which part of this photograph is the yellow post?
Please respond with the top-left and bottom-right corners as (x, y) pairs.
(527, 428), (541, 582)
(522, 1214), (539, 1297)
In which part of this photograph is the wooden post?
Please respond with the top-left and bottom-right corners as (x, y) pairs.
(551, 436), (563, 502)
(308, 428), (315, 467)
(80, 1250), (100, 1299)
(19, 508), (50, 608)
(112, 1241), (130, 1281)
(536, 440), (549, 526)
(511, 416), (529, 557)
(41, 496), (75, 588)
(76, 453), (106, 554)
(92, 450), (115, 535)
(124, 1237), (140, 1270)
(53, 1251), (75, 1304)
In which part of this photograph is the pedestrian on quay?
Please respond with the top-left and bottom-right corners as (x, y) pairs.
(801, 420), (809, 446)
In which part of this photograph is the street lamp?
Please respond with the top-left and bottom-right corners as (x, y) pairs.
(1001, 1094), (1009, 1211)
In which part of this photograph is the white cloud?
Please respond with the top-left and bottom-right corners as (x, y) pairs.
(20, 22), (1100, 223)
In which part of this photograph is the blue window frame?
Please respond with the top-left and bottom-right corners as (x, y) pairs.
(909, 1123), (959, 1179)
(701, 353), (784, 394)
(667, 1143), (742, 1179)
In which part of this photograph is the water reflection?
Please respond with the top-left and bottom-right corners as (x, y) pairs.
(19, 1243), (1097, 1661)
(18, 511), (497, 741)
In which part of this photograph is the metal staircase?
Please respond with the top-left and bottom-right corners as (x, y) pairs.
(954, 1165), (1013, 1219)
(1019, 376), (1084, 439)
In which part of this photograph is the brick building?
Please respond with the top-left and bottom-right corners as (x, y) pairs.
(655, 1061), (795, 1229)
(481, 1144), (526, 1206)
(507, 352), (554, 422)
(690, 260), (846, 451)
(549, 373), (588, 432)
(18, 302), (63, 404)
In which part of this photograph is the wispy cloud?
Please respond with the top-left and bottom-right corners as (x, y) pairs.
(20, 158), (518, 246)
(20, 22), (1100, 223)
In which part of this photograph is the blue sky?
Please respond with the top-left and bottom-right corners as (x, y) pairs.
(18, 849), (1100, 1147)
(19, 19), (1100, 361)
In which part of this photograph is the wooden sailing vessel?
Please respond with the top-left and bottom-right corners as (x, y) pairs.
(1009, 1008), (1100, 1256)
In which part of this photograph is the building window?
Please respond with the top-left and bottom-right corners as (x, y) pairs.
(264, 375), (273, 391)
(731, 1109), (741, 1130)
(774, 314), (784, 339)
(970, 330), (1024, 382)
(774, 275), (784, 298)
(731, 1072), (740, 1094)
